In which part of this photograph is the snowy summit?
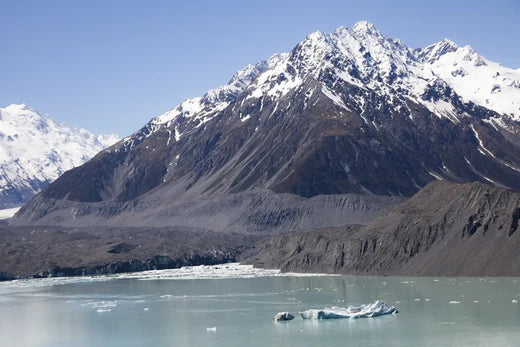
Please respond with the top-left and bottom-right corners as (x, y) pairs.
(0, 104), (119, 209)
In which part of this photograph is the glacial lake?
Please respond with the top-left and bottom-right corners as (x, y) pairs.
(1, 264), (520, 347)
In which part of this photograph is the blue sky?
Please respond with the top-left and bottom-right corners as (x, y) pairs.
(1, 0), (519, 136)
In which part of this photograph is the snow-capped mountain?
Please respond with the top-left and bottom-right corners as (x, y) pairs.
(0, 104), (119, 208)
(418, 39), (520, 122)
(140, 21), (520, 134)
(13, 22), (520, 228)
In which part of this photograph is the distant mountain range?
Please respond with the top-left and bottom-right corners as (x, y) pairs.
(0, 104), (119, 209)
(12, 21), (520, 229)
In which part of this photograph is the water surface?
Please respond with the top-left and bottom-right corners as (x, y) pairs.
(1, 264), (519, 346)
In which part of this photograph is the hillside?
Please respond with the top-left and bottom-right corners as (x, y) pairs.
(242, 181), (520, 276)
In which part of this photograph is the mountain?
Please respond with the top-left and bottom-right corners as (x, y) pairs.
(242, 181), (520, 276)
(12, 22), (520, 228)
(0, 104), (119, 209)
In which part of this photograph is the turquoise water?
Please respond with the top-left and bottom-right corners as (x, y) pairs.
(1, 264), (520, 346)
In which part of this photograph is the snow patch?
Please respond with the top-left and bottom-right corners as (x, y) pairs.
(469, 124), (496, 158)
(321, 86), (350, 110)
(0, 206), (20, 219)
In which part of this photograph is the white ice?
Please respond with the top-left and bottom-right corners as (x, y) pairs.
(0, 207), (20, 220)
(300, 300), (397, 320)
(0, 263), (331, 289)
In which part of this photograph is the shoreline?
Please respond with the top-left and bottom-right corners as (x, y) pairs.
(4, 259), (520, 283)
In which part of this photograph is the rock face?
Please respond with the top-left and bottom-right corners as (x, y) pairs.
(11, 22), (520, 230)
(0, 104), (119, 209)
(242, 181), (520, 276)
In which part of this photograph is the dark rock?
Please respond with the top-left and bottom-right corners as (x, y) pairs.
(0, 272), (17, 281)
(108, 243), (137, 254)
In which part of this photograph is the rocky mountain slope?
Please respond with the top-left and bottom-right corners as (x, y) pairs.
(0, 104), (119, 209)
(12, 22), (520, 229)
(242, 181), (520, 276)
(4, 181), (520, 279)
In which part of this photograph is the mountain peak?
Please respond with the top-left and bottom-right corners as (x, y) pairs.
(351, 21), (378, 34)
(305, 30), (328, 43)
(4, 103), (30, 112)
(416, 38), (459, 64)
(441, 38), (457, 46)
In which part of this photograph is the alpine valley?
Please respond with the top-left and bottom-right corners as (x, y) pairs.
(3, 21), (520, 279)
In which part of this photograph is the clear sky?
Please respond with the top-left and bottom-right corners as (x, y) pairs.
(1, 0), (519, 136)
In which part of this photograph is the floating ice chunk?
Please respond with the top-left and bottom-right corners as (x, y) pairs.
(512, 300), (518, 303)
(143, 308), (149, 311)
(300, 301), (397, 320)
(206, 327), (217, 332)
(273, 312), (295, 321)
(83, 300), (117, 311)
(449, 301), (460, 304)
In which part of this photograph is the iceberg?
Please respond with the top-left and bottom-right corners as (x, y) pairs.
(300, 300), (398, 320)
(273, 312), (295, 321)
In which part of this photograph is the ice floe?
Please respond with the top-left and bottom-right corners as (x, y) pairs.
(300, 301), (397, 320)
(273, 312), (295, 321)
(82, 300), (118, 313)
